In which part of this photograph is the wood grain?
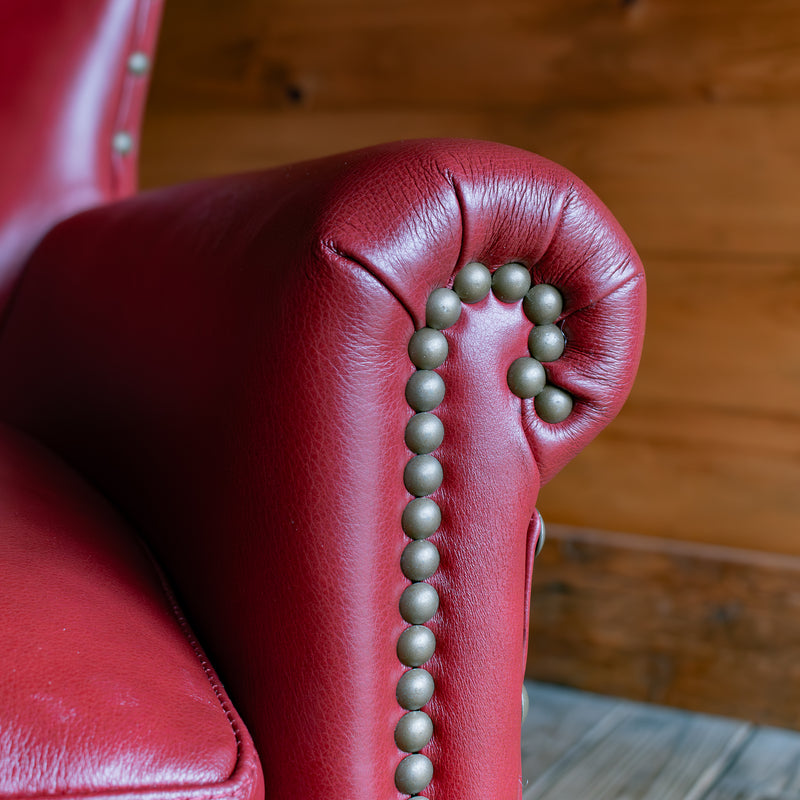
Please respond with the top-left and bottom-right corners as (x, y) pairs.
(522, 682), (622, 784)
(147, 0), (800, 112)
(523, 682), (800, 800)
(526, 699), (748, 800)
(701, 727), (800, 800)
(527, 525), (800, 728)
(141, 104), (800, 258)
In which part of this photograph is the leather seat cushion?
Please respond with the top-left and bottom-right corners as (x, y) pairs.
(0, 423), (262, 798)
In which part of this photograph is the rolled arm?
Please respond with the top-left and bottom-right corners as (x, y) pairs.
(0, 139), (645, 800)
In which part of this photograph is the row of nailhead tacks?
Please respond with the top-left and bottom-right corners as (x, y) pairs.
(393, 261), (571, 798)
(111, 51), (151, 156)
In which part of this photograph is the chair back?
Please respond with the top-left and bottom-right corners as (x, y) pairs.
(0, 0), (162, 316)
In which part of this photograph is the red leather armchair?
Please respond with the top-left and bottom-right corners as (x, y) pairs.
(0, 2), (645, 799)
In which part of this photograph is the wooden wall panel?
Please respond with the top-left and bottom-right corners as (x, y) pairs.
(147, 0), (800, 111)
(528, 525), (800, 727)
(143, 104), (800, 258)
(140, 0), (800, 557)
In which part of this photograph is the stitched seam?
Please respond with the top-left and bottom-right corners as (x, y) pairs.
(143, 544), (247, 781)
(2, 540), (256, 800)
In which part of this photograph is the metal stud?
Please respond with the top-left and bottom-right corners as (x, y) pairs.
(112, 131), (133, 155)
(401, 498), (441, 539)
(399, 582), (440, 625)
(492, 262), (531, 303)
(395, 710), (434, 753)
(528, 323), (566, 362)
(403, 454), (443, 497)
(405, 412), (444, 455)
(534, 385), (574, 423)
(535, 512), (546, 557)
(401, 539), (440, 581)
(395, 753), (434, 795)
(397, 625), (436, 667)
(425, 287), (461, 330)
(127, 51), (150, 75)
(453, 261), (492, 304)
(396, 668), (435, 710)
(507, 357), (546, 399)
(405, 370), (445, 412)
(408, 327), (449, 370)
(522, 684), (530, 723)
(523, 283), (563, 325)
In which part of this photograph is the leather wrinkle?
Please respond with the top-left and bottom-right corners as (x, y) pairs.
(322, 239), (415, 327)
(435, 166), (467, 274)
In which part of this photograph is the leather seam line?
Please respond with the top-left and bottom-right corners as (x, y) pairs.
(438, 167), (467, 274)
(322, 240), (416, 326)
(563, 266), (644, 322)
(133, 541), (260, 800)
(146, 545), (249, 784)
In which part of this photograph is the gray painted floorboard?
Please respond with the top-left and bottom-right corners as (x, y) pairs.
(522, 682), (800, 800)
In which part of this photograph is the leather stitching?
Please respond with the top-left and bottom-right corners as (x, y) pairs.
(4, 539), (259, 800)
(143, 541), (260, 800)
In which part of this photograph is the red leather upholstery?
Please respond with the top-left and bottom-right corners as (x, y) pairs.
(0, 0), (162, 317)
(0, 422), (263, 799)
(0, 139), (645, 799)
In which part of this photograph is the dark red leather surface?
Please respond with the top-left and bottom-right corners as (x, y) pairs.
(0, 423), (263, 798)
(0, 139), (645, 799)
(0, 0), (162, 318)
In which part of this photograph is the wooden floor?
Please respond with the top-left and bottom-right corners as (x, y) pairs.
(522, 682), (800, 799)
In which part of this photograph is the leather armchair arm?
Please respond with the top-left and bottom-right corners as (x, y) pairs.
(0, 139), (644, 800)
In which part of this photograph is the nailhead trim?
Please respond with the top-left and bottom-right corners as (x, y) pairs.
(395, 262), (571, 796)
(111, 130), (134, 155)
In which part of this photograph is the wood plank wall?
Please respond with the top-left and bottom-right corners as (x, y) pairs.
(530, 525), (800, 729)
(141, 0), (800, 557)
(139, 0), (800, 721)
